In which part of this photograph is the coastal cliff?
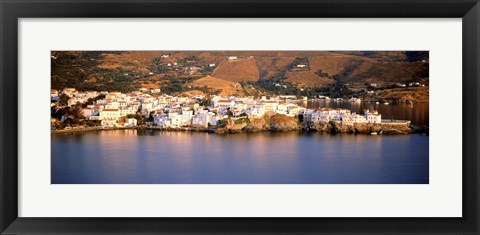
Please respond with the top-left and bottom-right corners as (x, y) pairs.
(307, 121), (412, 134)
(216, 113), (301, 134)
(214, 111), (412, 135)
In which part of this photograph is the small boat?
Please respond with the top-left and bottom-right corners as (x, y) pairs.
(375, 101), (380, 104)
(371, 132), (378, 135)
(384, 102), (389, 105)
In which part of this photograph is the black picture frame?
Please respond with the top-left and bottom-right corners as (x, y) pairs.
(1, 0), (479, 234)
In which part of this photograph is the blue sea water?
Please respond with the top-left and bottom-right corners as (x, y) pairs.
(51, 130), (429, 184)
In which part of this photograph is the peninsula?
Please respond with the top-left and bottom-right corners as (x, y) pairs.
(51, 88), (413, 135)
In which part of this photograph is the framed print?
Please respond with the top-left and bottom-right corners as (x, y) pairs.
(1, 0), (479, 234)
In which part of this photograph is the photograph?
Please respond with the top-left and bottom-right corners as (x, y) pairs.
(3, 0), (477, 233)
(50, 50), (429, 184)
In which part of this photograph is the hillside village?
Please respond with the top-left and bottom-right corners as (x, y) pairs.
(51, 87), (410, 134)
(51, 51), (429, 103)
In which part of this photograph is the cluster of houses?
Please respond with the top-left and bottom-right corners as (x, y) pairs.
(304, 108), (381, 125)
(51, 88), (384, 129)
(396, 82), (425, 88)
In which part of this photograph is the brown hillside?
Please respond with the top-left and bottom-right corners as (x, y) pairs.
(52, 51), (428, 94)
(333, 51), (408, 61)
(285, 71), (334, 86)
(346, 61), (429, 85)
(213, 59), (260, 82)
(255, 57), (295, 80)
(377, 87), (429, 102)
(309, 54), (362, 75)
(98, 51), (161, 73)
(189, 76), (245, 97)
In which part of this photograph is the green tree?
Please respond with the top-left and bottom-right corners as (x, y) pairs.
(226, 109), (234, 117)
(72, 102), (84, 119)
(59, 94), (70, 106)
(147, 112), (155, 123)
(200, 98), (211, 107)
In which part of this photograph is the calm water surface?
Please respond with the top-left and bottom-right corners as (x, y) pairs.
(52, 130), (429, 184)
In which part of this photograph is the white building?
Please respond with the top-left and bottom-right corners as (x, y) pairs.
(342, 113), (367, 125)
(276, 103), (289, 115)
(245, 105), (265, 119)
(142, 102), (154, 112)
(120, 106), (137, 116)
(214, 100), (235, 108)
(99, 109), (120, 120)
(82, 108), (95, 119)
(62, 88), (76, 96)
(101, 119), (118, 127)
(367, 114), (382, 123)
(192, 110), (217, 127)
(364, 109), (382, 123)
(125, 118), (138, 127)
(168, 113), (182, 128)
(68, 98), (85, 106)
(262, 101), (279, 112)
(51, 89), (59, 97)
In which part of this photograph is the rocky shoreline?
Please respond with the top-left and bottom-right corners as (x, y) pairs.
(215, 118), (415, 135)
(53, 114), (423, 135)
(306, 121), (414, 135)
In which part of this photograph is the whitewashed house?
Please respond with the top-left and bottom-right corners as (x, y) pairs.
(245, 105), (265, 119)
(363, 109), (382, 123)
(192, 110), (217, 127)
(62, 88), (76, 96)
(262, 101), (279, 112)
(142, 102), (154, 112)
(100, 109), (121, 120)
(168, 113), (182, 128)
(125, 118), (138, 127)
(367, 114), (382, 123)
(96, 99), (108, 105)
(105, 101), (119, 109)
(287, 105), (305, 116)
(51, 89), (59, 98)
(101, 119), (118, 127)
(214, 100), (235, 108)
(82, 108), (95, 119)
(120, 106), (137, 116)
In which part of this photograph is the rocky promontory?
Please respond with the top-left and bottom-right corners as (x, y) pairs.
(216, 112), (301, 134)
(306, 121), (413, 134)
(215, 112), (413, 135)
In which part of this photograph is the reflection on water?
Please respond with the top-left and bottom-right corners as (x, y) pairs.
(299, 100), (429, 126)
(52, 130), (429, 184)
